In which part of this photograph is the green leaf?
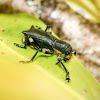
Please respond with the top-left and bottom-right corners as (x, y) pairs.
(0, 13), (100, 100)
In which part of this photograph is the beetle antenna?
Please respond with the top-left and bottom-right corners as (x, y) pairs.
(72, 50), (76, 55)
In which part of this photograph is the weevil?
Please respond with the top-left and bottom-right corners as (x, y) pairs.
(14, 25), (76, 82)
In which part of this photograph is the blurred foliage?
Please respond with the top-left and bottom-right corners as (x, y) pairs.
(0, 13), (100, 100)
(65, 0), (100, 23)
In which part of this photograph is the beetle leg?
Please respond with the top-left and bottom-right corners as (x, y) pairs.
(63, 55), (71, 61)
(63, 56), (67, 62)
(14, 43), (26, 49)
(45, 25), (52, 34)
(42, 48), (54, 54)
(20, 48), (41, 63)
(38, 27), (41, 29)
(36, 26), (41, 30)
(44, 51), (54, 54)
(56, 54), (70, 82)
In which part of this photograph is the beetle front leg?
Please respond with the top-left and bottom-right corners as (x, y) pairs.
(63, 55), (71, 62)
(56, 54), (70, 82)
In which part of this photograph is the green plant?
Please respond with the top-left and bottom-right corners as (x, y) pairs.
(0, 13), (100, 100)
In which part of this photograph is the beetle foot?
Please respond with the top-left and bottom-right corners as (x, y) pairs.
(66, 72), (70, 82)
(66, 75), (70, 82)
(56, 61), (60, 65)
(19, 60), (32, 63)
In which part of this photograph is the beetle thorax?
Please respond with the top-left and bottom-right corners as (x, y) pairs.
(54, 40), (72, 54)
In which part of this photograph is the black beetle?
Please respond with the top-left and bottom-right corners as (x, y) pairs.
(14, 25), (76, 82)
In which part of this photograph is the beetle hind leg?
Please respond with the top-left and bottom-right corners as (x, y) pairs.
(20, 49), (41, 63)
(56, 54), (70, 82)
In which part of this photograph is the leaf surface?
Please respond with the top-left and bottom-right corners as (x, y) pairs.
(0, 13), (100, 100)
